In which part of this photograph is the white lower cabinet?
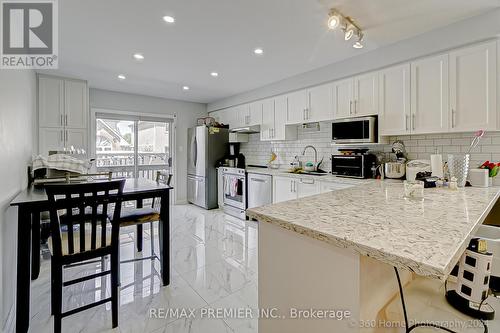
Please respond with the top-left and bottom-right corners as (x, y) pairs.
(296, 178), (320, 199)
(272, 176), (322, 203)
(273, 176), (297, 203)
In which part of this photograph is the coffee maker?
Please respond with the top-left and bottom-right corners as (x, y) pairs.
(228, 143), (245, 168)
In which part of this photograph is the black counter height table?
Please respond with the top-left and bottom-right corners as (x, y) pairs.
(10, 177), (173, 333)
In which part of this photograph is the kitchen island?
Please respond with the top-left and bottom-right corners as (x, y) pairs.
(247, 180), (500, 332)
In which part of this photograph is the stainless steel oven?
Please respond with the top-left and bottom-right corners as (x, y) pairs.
(331, 116), (377, 144)
(221, 167), (246, 219)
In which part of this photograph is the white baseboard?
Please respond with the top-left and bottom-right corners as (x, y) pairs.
(175, 199), (188, 205)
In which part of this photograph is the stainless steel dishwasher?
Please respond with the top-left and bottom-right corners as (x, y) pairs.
(247, 173), (272, 209)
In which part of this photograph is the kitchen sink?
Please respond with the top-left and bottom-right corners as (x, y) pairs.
(286, 171), (329, 176)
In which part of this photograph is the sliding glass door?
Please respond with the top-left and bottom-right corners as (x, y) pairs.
(95, 113), (173, 180)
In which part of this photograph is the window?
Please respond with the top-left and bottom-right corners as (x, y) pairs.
(95, 112), (173, 180)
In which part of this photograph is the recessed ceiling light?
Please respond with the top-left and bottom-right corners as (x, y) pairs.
(162, 15), (175, 23)
(327, 11), (340, 30)
(210, 72), (219, 77)
(182, 86), (190, 91)
(133, 53), (144, 61)
(254, 48), (264, 55)
(117, 74), (126, 80)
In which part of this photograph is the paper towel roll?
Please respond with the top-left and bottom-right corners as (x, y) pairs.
(431, 154), (443, 178)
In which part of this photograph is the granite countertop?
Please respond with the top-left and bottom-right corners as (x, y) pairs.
(245, 167), (367, 184)
(246, 180), (500, 279)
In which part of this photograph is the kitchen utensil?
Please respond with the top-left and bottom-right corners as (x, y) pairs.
(469, 169), (489, 188)
(391, 140), (407, 159)
(466, 130), (485, 154)
(447, 154), (470, 187)
(384, 161), (406, 179)
(406, 160), (431, 181)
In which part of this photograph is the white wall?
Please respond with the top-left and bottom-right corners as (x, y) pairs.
(89, 88), (207, 203)
(208, 8), (500, 111)
(0, 70), (36, 331)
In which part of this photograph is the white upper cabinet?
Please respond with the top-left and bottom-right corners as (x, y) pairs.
(308, 83), (334, 122)
(260, 98), (274, 141)
(38, 75), (89, 154)
(411, 54), (449, 134)
(286, 85), (333, 124)
(449, 41), (497, 132)
(64, 79), (88, 129)
(38, 76), (64, 128)
(286, 90), (308, 124)
(247, 101), (263, 126)
(353, 72), (379, 117)
(333, 78), (354, 119)
(39, 127), (64, 153)
(261, 95), (297, 141)
(379, 64), (411, 136)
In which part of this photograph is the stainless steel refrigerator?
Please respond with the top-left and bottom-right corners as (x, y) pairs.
(187, 126), (228, 209)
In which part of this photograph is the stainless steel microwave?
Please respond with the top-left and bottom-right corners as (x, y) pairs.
(331, 116), (377, 144)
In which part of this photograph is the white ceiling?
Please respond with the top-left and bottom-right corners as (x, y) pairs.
(47, 0), (500, 104)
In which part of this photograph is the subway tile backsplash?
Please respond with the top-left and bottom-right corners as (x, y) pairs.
(240, 122), (500, 170)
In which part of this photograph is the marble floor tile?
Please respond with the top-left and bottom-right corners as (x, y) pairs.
(28, 204), (258, 333)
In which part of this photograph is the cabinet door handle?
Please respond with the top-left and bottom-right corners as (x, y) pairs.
(451, 109), (456, 128)
(412, 114), (416, 130)
(354, 100), (357, 114)
(405, 115), (409, 131)
(290, 180), (293, 192)
(65, 114), (68, 126)
(349, 101), (353, 115)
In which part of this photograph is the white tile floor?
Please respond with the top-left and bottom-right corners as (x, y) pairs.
(27, 204), (500, 333)
(29, 205), (258, 333)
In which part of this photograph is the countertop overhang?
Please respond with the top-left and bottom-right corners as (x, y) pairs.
(246, 180), (500, 280)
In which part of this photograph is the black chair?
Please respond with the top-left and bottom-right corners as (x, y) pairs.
(45, 179), (125, 333)
(119, 171), (172, 260)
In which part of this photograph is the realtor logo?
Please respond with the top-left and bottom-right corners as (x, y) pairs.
(1, 0), (58, 69)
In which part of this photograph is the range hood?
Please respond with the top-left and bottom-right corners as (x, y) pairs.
(230, 125), (260, 134)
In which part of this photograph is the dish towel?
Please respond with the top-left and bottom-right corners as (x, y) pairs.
(224, 177), (231, 195)
(32, 154), (89, 174)
(230, 178), (238, 197)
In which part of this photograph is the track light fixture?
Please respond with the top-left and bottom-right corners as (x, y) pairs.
(353, 31), (364, 49)
(327, 8), (365, 49)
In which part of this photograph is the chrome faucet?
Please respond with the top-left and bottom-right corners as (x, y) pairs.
(301, 145), (318, 169)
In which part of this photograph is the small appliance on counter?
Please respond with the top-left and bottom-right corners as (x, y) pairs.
(384, 140), (408, 180)
(331, 149), (376, 179)
(446, 238), (495, 320)
(406, 160), (431, 181)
